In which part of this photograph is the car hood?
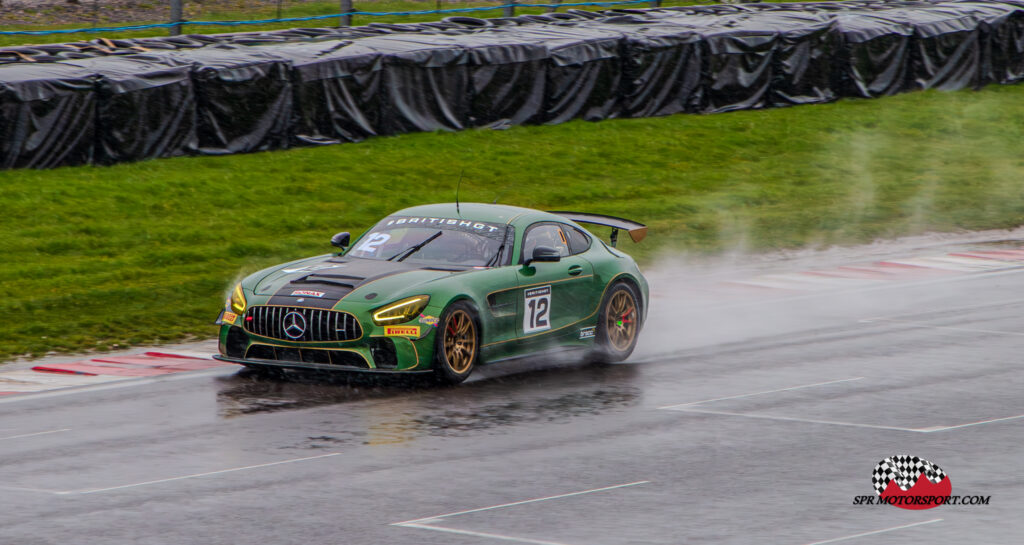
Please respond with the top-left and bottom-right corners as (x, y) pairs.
(251, 255), (469, 309)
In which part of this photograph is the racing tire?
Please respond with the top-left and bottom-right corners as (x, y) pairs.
(433, 301), (481, 384)
(591, 281), (641, 363)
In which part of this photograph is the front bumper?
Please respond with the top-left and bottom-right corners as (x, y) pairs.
(213, 354), (434, 374)
(216, 308), (438, 372)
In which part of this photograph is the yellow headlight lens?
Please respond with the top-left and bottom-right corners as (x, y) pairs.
(372, 295), (430, 325)
(228, 284), (247, 315)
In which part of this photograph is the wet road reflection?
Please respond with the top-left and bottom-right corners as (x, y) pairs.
(215, 358), (641, 448)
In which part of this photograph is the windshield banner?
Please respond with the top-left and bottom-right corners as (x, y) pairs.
(380, 216), (505, 238)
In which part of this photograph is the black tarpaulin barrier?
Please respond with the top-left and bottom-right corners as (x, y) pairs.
(164, 46), (292, 155)
(270, 40), (383, 146)
(757, 12), (840, 106)
(681, 15), (781, 113)
(948, 1), (1024, 84)
(4, 2), (1024, 170)
(63, 55), (196, 164)
(0, 63), (94, 169)
(834, 13), (915, 97)
(449, 31), (550, 127)
(502, 25), (625, 124)
(613, 22), (703, 117)
(355, 35), (469, 135)
(885, 7), (985, 90)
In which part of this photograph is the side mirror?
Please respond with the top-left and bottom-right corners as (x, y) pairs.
(526, 246), (561, 266)
(330, 231), (350, 249)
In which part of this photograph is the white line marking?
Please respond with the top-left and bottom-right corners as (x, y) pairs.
(0, 485), (61, 495)
(690, 266), (1024, 312)
(678, 408), (923, 432)
(0, 428), (71, 441)
(859, 318), (1024, 337)
(0, 366), (235, 405)
(397, 523), (574, 545)
(393, 481), (649, 545)
(658, 378), (864, 409)
(394, 480), (650, 525)
(677, 407), (1024, 434)
(920, 413), (1024, 432)
(801, 518), (943, 545)
(858, 296), (1024, 322)
(61, 452), (341, 495)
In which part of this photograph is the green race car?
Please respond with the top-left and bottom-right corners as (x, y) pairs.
(214, 203), (649, 383)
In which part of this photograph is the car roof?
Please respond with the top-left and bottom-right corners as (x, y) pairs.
(392, 202), (571, 228)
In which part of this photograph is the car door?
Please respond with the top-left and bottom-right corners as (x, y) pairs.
(515, 222), (596, 345)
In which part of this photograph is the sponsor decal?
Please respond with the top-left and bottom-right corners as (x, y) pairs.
(291, 290), (326, 298)
(419, 314), (439, 327)
(385, 326), (420, 337)
(852, 455), (990, 509)
(523, 285), (552, 334)
(222, 312), (237, 325)
(578, 326), (596, 339)
(384, 216), (502, 233)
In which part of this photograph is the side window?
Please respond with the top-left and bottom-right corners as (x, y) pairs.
(522, 224), (571, 261)
(565, 226), (591, 255)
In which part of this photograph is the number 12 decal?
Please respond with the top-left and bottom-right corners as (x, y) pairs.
(524, 285), (551, 334)
(354, 232), (390, 255)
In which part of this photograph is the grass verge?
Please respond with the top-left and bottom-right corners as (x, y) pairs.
(2, 84), (1024, 361)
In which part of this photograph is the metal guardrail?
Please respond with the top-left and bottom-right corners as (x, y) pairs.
(0, 0), (662, 37)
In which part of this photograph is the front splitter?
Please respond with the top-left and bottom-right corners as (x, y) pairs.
(213, 355), (433, 374)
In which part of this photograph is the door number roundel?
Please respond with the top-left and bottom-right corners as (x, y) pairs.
(524, 285), (551, 334)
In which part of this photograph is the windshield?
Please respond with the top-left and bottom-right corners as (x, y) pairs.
(346, 215), (508, 267)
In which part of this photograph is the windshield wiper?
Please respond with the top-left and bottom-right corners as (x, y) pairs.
(485, 227), (511, 268)
(388, 230), (443, 262)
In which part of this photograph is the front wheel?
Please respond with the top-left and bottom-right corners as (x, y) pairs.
(591, 282), (641, 363)
(433, 301), (480, 384)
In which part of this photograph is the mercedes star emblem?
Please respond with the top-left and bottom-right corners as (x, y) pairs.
(282, 311), (307, 339)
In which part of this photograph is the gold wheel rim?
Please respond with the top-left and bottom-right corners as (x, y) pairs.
(443, 310), (476, 374)
(606, 290), (637, 352)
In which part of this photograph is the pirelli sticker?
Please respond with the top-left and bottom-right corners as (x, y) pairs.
(222, 312), (238, 325)
(385, 326), (420, 337)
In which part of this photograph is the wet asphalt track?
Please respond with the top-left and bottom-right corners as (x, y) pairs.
(1, 245), (1023, 545)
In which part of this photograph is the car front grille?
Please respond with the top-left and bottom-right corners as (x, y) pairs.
(243, 306), (362, 342)
(244, 344), (370, 368)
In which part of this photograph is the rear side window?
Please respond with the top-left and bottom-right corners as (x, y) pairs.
(566, 226), (591, 255)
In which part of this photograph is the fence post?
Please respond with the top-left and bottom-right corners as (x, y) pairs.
(169, 0), (183, 36)
(340, 0), (353, 26)
(651, 0), (662, 6)
(503, 2), (515, 17)
(546, 0), (561, 13)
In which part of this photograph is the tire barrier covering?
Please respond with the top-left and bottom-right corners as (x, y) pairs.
(0, 63), (95, 169)
(2, 0), (1024, 169)
(63, 55), (196, 163)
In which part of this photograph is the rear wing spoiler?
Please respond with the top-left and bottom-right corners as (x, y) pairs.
(548, 211), (647, 247)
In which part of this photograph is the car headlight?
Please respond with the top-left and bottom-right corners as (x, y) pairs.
(372, 295), (430, 325)
(227, 283), (247, 315)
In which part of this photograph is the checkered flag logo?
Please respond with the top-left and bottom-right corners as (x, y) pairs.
(872, 455), (947, 495)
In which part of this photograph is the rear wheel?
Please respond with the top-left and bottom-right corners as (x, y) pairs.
(433, 301), (480, 384)
(592, 282), (641, 363)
